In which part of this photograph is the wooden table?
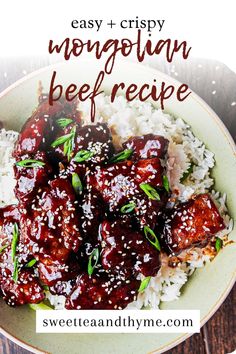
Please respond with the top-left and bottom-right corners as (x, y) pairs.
(0, 57), (235, 354)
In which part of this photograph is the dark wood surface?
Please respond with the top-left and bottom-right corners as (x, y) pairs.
(0, 57), (235, 354)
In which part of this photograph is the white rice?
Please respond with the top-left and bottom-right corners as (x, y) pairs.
(0, 95), (233, 310)
(0, 129), (18, 207)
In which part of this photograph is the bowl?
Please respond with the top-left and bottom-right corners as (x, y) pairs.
(0, 60), (235, 354)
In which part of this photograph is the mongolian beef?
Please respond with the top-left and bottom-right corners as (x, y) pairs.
(0, 95), (226, 309)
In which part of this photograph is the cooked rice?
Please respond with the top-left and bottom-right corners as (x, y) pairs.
(0, 129), (18, 207)
(0, 95), (233, 310)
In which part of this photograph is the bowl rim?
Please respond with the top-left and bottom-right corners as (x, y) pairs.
(0, 59), (235, 354)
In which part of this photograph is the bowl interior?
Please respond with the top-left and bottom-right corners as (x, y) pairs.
(0, 60), (235, 354)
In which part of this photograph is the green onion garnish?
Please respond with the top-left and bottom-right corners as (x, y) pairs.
(140, 183), (161, 201)
(11, 223), (19, 283)
(63, 138), (70, 155)
(25, 258), (37, 268)
(11, 223), (19, 261)
(74, 150), (94, 163)
(215, 237), (223, 253)
(65, 126), (76, 161)
(16, 159), (45, 168)
(51, 126), (76, 161)
(63, 137), (73, 161)
(163, 175), (170, 192)
(72, 173), (83, 195)
(144, 226), (161, 251)
(29, 302), (52, 310)
(51, 132), (74, 148)
(0, 244), (7, 253)
(138, 276), (151, 293)
(109, 149), (133, 163)
(120, 202), (136, 214)
(88, 248), (99, 276)
(180, 163), (194, 183)
(12, 257), (19, 283)
(57, 118), (73, 128)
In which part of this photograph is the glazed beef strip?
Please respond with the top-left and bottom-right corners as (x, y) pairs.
(161, 193), (225, 254)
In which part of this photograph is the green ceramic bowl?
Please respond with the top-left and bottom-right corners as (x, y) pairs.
(0, 60), (235, 354)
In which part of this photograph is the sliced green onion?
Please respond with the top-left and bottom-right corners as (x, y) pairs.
(11, 223), (19, 283)
(63, 137), (73, 160)
(25, 258), (37, 268)
(138, 276), (151, 293)
(65, 126), (76, 161)
(109, 149), (133, 163)
(51, 132), (74, 148)
(11, 223), (19, 261)
(0, 244), (8, 253)
(74, 150), (94, 163)
(16, 159), (45, 168)
(43, 285), (49, 291)
(180, 163), (194, 183)
(88, 248), (99, 276)
(215, 237), (223, 253)
(63, 137), (70, 155)
(12, 257), (19, 283)
(57, 118), (73, 128)
(144, 226), (161, 251)
(163, 175), (170, 192)
(120, 202), (136, 214)
(140, 183), (161, 201)
(72, 173), (83, 195)
(51, 126), (76, 161)
(29, 302), (52, 310)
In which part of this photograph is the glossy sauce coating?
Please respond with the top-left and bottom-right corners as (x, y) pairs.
(122, 134), (169, 160)
(0, 97), (225, 309)
(101, 220), (160, 278)
(65, 273), (139, 310)
(162, 193), (225, 254)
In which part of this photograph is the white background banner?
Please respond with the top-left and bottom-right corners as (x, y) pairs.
(36, 310), (200, 333)
(0, 0), (235, 72)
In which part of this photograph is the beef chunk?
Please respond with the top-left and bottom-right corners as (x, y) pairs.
(0, 206), (27, 264)
(162, 193), (225, 254)
(0, 209), (44, 306)
(90, 158), (164, 208)
(122, 134), (169, 160)
(74, 123), (114, 163)
(38, 256), (80, 287)
(14, 100), (65, 158)
(14, 97), (81, 158)
(51, 123), (114, 166)
(89, 157), (168, 228)
(100, 220), (160, 278)
(0, 267), (45, 306)
(0, 206), (79, 291)
(20, 178), (82, 256)
(65, 273), (139, 309)
(14, 151), (53, 203)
